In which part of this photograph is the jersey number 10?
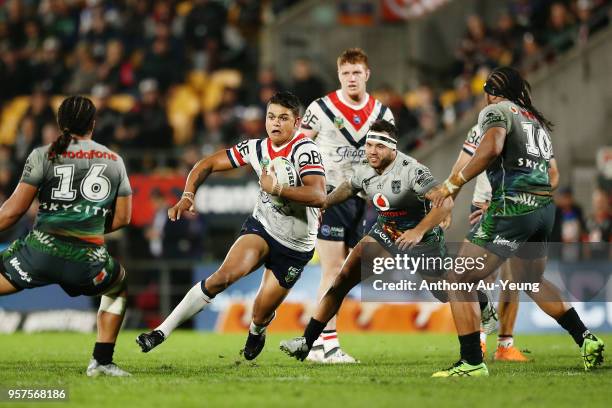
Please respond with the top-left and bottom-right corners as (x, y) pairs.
(522, 122), (553, 160)
(52, 164), (111, 202)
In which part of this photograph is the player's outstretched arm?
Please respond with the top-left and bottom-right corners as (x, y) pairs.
(168, 149), (235, 221)
(105, 195), (132, 233)
(0, 183), (38, 231)
(260, 168), (326, 208)
(430, 127), (506, 207)
(323, 181), (358, 210)
(395, 191), (454, 251)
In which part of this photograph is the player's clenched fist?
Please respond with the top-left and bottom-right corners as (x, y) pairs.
(168, 192), (195, 221)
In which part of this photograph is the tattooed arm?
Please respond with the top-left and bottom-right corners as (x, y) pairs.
(324, 181), (359, 210)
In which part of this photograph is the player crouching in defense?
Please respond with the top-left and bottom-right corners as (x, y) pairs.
(280, 119), (459, 360)
(137, 92), (326, 360)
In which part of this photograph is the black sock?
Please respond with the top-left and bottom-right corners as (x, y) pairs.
(557, 308), (589, 347)
(458, 331), (483, 365)
(200, 281), (215, 299)
(93, 342), (115, 365)
(304, 318), (326, 349)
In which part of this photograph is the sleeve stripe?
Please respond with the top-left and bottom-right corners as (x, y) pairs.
(299, 164), (324, 173)
(300, 171), (325, 178)
(462, 147), (475, 156)
(231, 146), (246, 166)
(226, 149), (239, 168)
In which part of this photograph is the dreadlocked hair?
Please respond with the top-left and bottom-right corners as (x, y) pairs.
(485, 67), (554, 131)
(49, 95), (96, 161)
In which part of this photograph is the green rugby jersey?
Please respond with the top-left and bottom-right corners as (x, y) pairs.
(20, 139), (132, 246)
(477, 100), (554, 215)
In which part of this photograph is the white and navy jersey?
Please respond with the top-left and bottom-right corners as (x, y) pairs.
(463, 124), (492, 204)
(301, 90), (395, 187)
(350, 151), (438, 232)
(226, 134), (325, 252)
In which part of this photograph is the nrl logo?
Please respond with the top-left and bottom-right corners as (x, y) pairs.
(286, 266), (302, 283)
(334, 116), (344, 129)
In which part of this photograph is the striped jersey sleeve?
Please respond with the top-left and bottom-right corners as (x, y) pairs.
(226, 139), (256, 168)
(291, 139), (325, 178)
(462, 125), (482, 156)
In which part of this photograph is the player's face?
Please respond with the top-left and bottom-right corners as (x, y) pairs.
(338, 62), (370, 99)
(365, 140), (395, 170)
(266, 103), (299, 145)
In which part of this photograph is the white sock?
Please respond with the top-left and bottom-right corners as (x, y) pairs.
(498, 336), (514, 348)
(322, 330), (339, 353)
(249, 321), (267, 335)
(312, 335), (324, 349)
(479, 330), (487, 343)
(156, 282), (212, 338)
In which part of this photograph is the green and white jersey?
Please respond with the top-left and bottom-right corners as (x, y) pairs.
(20, 139), (132, 247)
(477, 100), (554, 215)
(350, 151), (443, 244)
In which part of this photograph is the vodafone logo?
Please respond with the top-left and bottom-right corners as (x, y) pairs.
(373, 193), (390, 211)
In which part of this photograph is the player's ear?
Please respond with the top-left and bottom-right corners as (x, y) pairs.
(294, 116), (301, 128)
(365, 68), (371, 82)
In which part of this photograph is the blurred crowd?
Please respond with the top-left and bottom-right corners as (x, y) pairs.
(0, 0), (611, 258)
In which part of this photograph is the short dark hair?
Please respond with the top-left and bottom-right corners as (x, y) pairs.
(369, 119), (397, 139)
(267, 91), (302, 117)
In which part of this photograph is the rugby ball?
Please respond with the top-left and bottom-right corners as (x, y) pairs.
(269, 156), (298, 206)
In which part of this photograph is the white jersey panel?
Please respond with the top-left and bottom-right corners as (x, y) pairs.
(226, 135), (325, 252)
(301, 90), (395, 187)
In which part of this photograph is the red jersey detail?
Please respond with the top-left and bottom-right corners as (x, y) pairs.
(267, 133), (308, 160)
(327, 91), (375, 131)
(232, 146), (246, 166)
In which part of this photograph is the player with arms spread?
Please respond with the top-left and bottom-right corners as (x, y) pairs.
(429, 67), (604, 377)
(279, 119), (455, 360)
(450, 123), (559, 360)
(300, 48), (395, 363)
(0, 96), (133, 377)
(136, 92), (326, 360)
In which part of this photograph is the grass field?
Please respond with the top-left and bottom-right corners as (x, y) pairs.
(1, 331), (611, 407)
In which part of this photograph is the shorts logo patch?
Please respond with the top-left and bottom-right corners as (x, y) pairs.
(286, 266), (302, 284)
(493, 235), (519, 250)
(321, 224), (331, 237)
(93, 269), (108, 286)
(391, 180), (401, 194)
(373, 193), (390, 211)
(9, 258), (32, 283)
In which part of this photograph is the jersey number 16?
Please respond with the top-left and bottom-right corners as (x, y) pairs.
(52, 164), (111, 202)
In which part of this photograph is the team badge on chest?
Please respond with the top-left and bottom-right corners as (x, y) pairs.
(353, 114), (361, 125)
(373, 193), (390, 211)
(391, 180), (401, 194)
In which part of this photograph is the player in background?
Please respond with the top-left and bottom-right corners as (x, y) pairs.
(449, 123), (556, 360)
(279, 120), (455, 360)
(299, 48), (395, 363)
(429, 67), (604, 377)
(136, 92), (326, 360)
(0, 96), (133, 377)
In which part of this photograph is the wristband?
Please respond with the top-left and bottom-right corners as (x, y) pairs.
(443, 179), (460, 194)
(271, 182), (284, 197)
(181, 191), (195, 205)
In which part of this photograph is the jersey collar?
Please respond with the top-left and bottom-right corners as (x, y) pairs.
(336, 90), (370, 110)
